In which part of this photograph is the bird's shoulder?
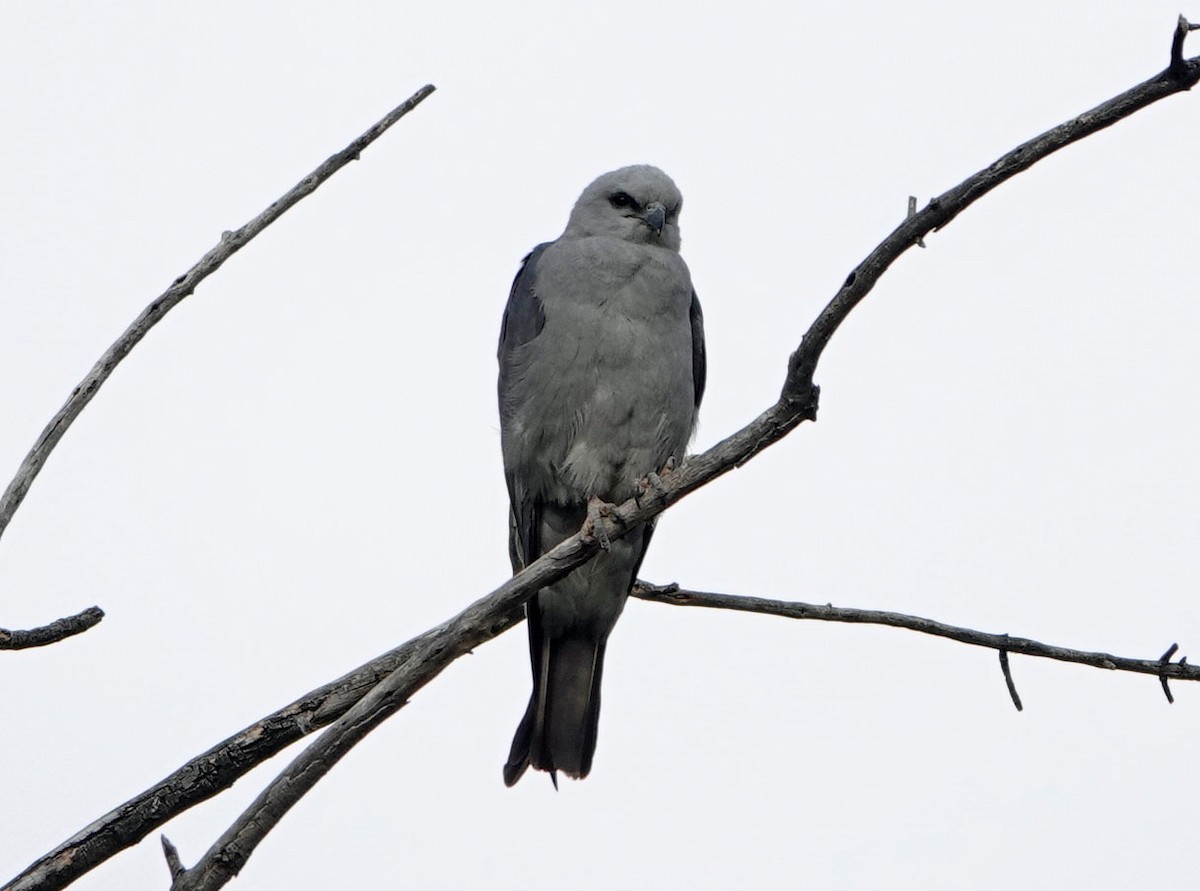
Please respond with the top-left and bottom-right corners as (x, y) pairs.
(498, 243), (552, 358)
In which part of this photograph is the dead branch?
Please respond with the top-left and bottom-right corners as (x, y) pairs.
(1, 83), (437, 891)
(0, 606), (104, 650)
(0, 83), (436, 547)
(2, 611), (523, 891)
(631, 582), (1199, 693)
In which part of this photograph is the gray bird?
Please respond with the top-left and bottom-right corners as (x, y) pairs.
(498, 165), (706, 785)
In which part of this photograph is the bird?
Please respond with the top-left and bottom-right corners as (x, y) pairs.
(497, 165), (706, 786)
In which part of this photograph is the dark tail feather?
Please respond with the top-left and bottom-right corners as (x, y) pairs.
(543, 637), (604, 778)
(503, 697), (536, 786)
(503, 636), (606, 785)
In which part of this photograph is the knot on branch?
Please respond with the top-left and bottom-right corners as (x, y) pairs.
(779, 374), (820, 423)
(632, 580), (686, 603)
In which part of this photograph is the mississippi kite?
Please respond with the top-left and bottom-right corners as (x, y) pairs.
(498, 165), (706, 785)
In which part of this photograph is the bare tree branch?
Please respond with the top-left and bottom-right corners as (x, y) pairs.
(6, 25), (1198, 891)
(158, 31), (1200, 891)
(166, 528), (621, 889)
(0, 84), (438, 891)
(0, 83), (436, 547)
(631, 582), (1200, 689)
(2, 612), (523, 891)
(0, 606), (104, 651)
(780, 37), (1200, 403)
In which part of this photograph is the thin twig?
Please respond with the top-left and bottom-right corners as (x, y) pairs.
(907, 196), (926, 248)
(1170, 15), (1200, 78)
(1159, 642), (1180, 704)
(0, 606), (104, 650)
(160, 837), (186, 882)
(999, 644), (1024, 712)
(632, 582), (1200, 686)
(0, 84), (436, 546)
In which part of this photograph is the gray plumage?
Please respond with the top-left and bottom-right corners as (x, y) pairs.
(498, 165), (706, 785)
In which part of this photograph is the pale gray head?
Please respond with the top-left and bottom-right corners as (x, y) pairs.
(562, 165), (684, 251)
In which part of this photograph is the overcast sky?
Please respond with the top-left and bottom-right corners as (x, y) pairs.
(3, 2), (1200, 889)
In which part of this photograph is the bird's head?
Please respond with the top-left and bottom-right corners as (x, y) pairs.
(563, 165), (683, 250)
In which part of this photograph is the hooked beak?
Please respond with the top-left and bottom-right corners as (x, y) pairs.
(642, 202), (666, 237)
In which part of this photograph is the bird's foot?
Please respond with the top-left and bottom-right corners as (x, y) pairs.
(582, 496), (623, 550)
(633, 456), (678, 509)
(634, 472), (667, 508)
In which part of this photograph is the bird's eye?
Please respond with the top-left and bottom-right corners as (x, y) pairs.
(609, 191), (638, 210)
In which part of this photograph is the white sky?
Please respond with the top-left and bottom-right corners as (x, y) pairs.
(3, 2), (1199, 889)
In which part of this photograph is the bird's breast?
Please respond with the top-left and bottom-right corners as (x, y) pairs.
(507, 239), (697, 502)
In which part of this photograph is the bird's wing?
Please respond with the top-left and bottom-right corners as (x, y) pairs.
(498, 243), (551, 571)
(690, 289), (707, 409)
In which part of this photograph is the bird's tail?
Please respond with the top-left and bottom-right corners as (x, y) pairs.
(503, 635), (606, 786)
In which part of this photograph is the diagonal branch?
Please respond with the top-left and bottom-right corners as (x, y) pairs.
(6, 26), (1198, 891)
(0, 83), (436, 547)
(631, 582), (1200, 687)
(3, 613), (521, 891)
(0, 606), (104, 651)
(1, 83), (437, 891)
(164, 530), (616, 889)
(155, 30), (1200, 891)
(781, 34), (1200, 401)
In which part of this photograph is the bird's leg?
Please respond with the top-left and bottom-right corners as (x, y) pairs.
(581, 496), (623, 550)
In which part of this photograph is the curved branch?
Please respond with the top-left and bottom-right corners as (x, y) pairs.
(0, 606), (104, 650)
(631, 582), (1200, 686)
(0, 83), (436, 546)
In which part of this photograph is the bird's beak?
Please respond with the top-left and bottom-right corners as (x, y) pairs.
(643, 202), (666, 237)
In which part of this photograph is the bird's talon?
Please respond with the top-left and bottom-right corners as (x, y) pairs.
(635, 470), (669, 507)
(583, 497), (620, 550)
